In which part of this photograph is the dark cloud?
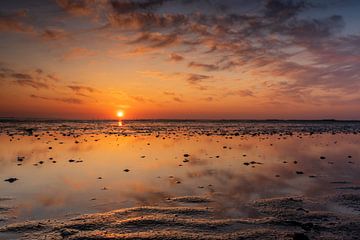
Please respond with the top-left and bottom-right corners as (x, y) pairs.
(108, 12), (187, 30)
(131, 32), (178, 48)
(0, 10), (33, 33)
(264, 0), (308, 21)
(169, 53), (184, 61)
(0, 65), (60, 90)
(67, 85), (98, 97)
(30, 94), (83, 104)
(225, 89), (254, 97)
(187, 73), (211, 84)
(56, 0), (95, 16)
(110, 0), (166, 14)
(274, 15), (345, 39)
(188, 61), (219, 71)
(15, 79), (49, 89)
(173, 97), (183, 102)
(41, 28), (67, 41)
(68, 85), (96, 93)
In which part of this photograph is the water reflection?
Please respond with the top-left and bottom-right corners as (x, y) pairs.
(0, 129), (359, 222)
(118, 120), (123, 127)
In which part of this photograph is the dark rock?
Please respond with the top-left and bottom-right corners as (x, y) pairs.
(4, 177), (18, 183)
(292, 233), (310, 240)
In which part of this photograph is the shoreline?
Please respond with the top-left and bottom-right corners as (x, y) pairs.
(1, 192), (360, 239)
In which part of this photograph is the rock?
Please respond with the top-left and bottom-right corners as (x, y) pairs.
(69, 159), (75, 163)
(320, 156), (326, 159)
(4, 177), (18, 183)
(292, 233), (310, 240)
(183, 154), (190, 157)
(123, 169), (130, 172)
(296, 171), (304, 174)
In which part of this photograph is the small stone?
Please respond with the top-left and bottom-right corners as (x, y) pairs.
(292, 233), (309, 240)
(4, 177), (18, 183)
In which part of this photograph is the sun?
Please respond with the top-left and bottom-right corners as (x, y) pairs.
(117, 111), (124, 118)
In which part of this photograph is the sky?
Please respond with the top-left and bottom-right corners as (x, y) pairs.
(0, 0), (359, 120)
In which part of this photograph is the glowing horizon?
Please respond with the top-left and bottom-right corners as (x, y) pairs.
(0, 0), (360, 120)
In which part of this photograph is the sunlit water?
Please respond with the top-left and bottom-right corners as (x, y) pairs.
(0, 120), (359, 223)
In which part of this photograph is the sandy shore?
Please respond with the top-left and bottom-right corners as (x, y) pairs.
(1, 193), (360, 240)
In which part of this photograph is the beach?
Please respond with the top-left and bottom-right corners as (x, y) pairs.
(0, 120), (360, 239)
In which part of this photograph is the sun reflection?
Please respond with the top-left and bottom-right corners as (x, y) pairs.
(118, 120), (123, 127)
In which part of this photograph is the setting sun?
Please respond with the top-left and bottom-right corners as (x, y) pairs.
(117, 111), (124, 118)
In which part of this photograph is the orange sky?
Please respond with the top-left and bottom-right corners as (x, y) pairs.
(0, 0), (359, 119)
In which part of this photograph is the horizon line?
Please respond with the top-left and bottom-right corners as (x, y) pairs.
(1, 117), (360, 122)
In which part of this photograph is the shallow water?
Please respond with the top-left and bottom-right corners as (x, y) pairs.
(0, 120), (359, 223)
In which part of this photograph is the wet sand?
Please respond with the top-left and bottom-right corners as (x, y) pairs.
(1, 193), (360, 239)
(0, 120), (359, 239)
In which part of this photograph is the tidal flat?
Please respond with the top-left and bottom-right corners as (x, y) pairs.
(0, 120), (360, 239)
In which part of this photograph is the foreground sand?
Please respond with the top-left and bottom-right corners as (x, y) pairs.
(1, 193), (360, 240)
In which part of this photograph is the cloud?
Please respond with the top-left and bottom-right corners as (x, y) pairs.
(68, 85), (96, 93)
(131, 32), (178, 48)
(225, 89), (254, 97)
(264, 0), (308, 21)
(0, 10), (33, 33)
(173, 97), (183, 102)
(110, 0), (166, 14)
(169, 53), (184, 61)
(163, 91), (175, 95)
(62, 47), (96, 60)
(130, 95), (154, 103)
(107, 12), (187, 30)
(0, 64), (61, 90)
(200, 96), (215, 102)
(188, 61), (219, 71)
(41, 28), (68, 41)
(67, 85), (99, 97)
(2, 0), (360, 113)
(30, 94), (83, 104)
(186, 73), (212, 85)
(14, 79), (49, 89)
(56, 0), (95, 16)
